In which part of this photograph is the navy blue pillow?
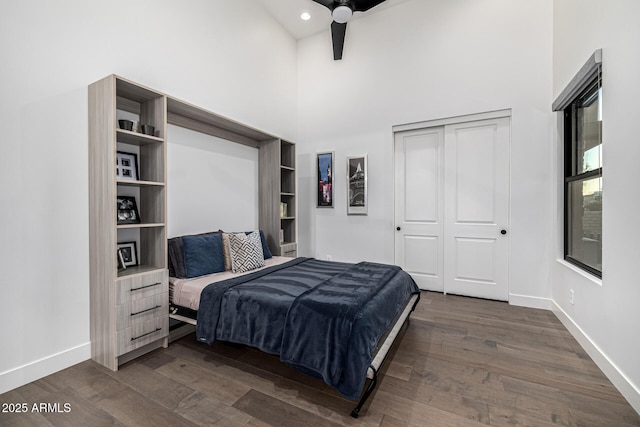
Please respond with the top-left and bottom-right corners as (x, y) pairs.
(258, 230), (272, 259)
(182, 233), (225, 278)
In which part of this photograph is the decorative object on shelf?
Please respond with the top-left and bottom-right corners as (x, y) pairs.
(117, 248), (127, 270)
(117, 241), (138, 267)
(116, 151), (138, 181)
(317, 151), (334, 208)
(347, 155), (367, 215)
(279, 229), (284, 244)
(141, 124), (155, 136)
(118, 119), (133, 131)
(280, 202), (288, 218)
(116, 195), (141, 224)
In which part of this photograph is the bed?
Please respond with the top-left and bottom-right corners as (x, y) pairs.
(168, 230), (420, 417)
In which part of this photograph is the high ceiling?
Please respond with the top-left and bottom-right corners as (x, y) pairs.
(255, 0), (412, 40)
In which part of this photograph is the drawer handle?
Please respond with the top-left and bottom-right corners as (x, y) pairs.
(131, 327), (162, 341)
(130, 305), (162, 316)
(130, 282), (161, 292)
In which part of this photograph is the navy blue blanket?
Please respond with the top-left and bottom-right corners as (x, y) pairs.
(195, 258), (419, 399)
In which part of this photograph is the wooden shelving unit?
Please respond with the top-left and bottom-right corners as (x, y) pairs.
(89, 75), (168, 371)
(259, 139), (297, 257)
(89, 74), (298, 369)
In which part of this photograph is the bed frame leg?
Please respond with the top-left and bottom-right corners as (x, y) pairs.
(351, 366), (378, 418)
(350, 294), (419, 418)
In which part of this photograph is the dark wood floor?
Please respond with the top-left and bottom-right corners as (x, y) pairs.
(2, 291), (639, 426)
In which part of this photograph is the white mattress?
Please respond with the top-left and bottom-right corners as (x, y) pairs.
(169, 256), (292, 310)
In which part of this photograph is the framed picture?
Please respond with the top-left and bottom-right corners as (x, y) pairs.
(116, 151), (138, 181)
(347, 155), (367, 215)
(116, 195), (141, 224)
(317, 152), (334, 208)
(117, 241), (138, 268)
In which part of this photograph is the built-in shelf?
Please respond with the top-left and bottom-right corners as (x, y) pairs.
(259, 139), (297, 257)
(117, 180), (165, 187)
(117, 223), (165, 229)
(90, 74), (169, 372)
(116, 129), (164, 145)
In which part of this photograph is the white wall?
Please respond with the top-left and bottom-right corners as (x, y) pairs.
(0, 0), (297, 393)
(297, 0), (554, 305)
(3, 0), (636, 410)
(551, 0), (640, 412)
(167, 125), (259, 237)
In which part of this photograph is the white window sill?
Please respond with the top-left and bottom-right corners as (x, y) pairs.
(556, 259), (602, 286)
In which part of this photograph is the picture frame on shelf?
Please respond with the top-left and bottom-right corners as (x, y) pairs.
(116, 151), (138, 181)
(117, 248), (127, 270)
(317, 151), (334, 208)
(116, 195), (141, 224)
(117, 242), (138, 268)
(347, 155), (367, 215)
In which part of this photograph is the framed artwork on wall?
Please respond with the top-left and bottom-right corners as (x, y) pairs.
(317, 151), (334, 208)
(116, 151), (138, 181)
(116, 195), (141, 224)
(347, 155), (367, 215)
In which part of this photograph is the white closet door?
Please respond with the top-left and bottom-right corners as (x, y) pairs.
(394, 115), (510, 300)
(443, 117), (510, 301)
(394, 127), (444, 291)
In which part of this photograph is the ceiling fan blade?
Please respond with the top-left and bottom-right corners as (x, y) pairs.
(353, 0), (387, 12)
(311, 0), (334, 10)
(331, 21), (347, 60)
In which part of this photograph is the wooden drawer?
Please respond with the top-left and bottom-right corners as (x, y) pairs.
(281, 242), (297, 258)
(116, 292), (168, 330)
(116, 270), (168, 305)
(116, 315), (168, 356)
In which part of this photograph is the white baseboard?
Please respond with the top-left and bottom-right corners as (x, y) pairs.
(552, 301), (640, 414)
(509, 293), (553, 310)
(0, 342), (91, 395)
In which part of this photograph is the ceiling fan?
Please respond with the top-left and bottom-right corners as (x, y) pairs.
(311, 0), (387, 60)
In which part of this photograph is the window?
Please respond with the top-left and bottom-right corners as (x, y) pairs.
(564, 79), (602, 277)
(553, 49), (602, 278)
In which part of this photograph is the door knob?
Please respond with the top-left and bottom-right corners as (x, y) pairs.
(396, 226), (401, 231)
(500, 229), (507, 235)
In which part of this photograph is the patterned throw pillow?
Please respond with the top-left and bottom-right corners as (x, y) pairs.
(222, 230), (271, 271)
(229, 231), (265, 273)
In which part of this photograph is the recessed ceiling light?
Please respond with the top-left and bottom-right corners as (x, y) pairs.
(300, 12), (311, 21)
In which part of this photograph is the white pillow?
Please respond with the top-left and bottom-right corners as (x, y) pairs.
(229, 231), (265, 273)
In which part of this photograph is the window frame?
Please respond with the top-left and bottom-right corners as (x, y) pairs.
(553, 49), (603, 278)
(563, 82), (602, 278)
